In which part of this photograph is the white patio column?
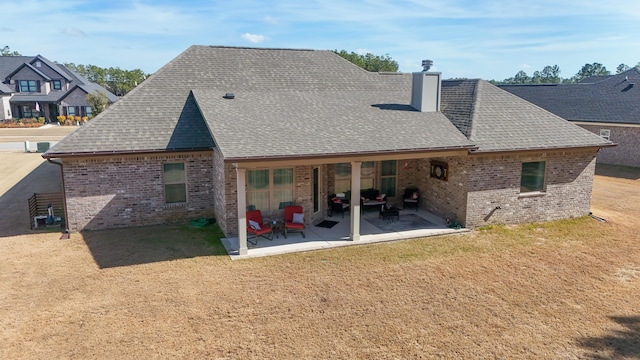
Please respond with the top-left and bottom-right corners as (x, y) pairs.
(350, 161), (362, 241)
(235, 166), (248, 255)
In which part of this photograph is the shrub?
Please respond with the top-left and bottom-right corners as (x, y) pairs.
(38, 117), (45, 123)
(82, 116), (89, 122)
(57, 115), (66, 122)
(74, 116), (81, 121)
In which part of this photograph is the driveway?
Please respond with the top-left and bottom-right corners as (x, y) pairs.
(0, 126), (77, 237)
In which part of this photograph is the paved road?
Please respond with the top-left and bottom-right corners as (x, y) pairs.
(0, 126), (76, 236)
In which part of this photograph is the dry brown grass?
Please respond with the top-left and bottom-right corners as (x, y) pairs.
(1, 165), (639, 359)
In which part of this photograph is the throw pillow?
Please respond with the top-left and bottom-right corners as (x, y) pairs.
(292, 212), (304, 224)
(376, 193), (386, 201)
(248, 219), (261, 230)
(412, 192), (419, 200)
(332, 197), (342, 204)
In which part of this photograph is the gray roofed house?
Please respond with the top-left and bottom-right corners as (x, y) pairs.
(43, 45), (612, 257)
(0, 54), (117, 122)
(499, 67), (640, 167)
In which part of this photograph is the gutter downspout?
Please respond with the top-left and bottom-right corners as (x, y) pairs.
(46, 158), (70, 237)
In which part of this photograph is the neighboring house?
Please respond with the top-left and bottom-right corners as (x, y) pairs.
(0, 55), (118, 122)
(43, 46), (611, 255)
(499, 67), (640, 168)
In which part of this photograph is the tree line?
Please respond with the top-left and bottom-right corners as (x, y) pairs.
(491, 62), (640, 85)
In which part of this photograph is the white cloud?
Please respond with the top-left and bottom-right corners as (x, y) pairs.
(62, 27), (86, 37)
(264, 16), (279, 24)
(241, 33), (268, 43)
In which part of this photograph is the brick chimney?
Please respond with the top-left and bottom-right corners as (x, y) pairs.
(410, 60), (441, 112)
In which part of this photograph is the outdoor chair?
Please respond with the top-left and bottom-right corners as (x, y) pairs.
(246, 209), (273, 245)
(328, 194), (349, 218)
(403, 188), (420, 211)
(284, 205), (306, 238)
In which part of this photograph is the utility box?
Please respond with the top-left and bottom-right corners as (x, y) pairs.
(37, 142), (50, 152)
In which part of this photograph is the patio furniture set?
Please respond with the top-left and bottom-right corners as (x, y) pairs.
(246, 205), (306, 245)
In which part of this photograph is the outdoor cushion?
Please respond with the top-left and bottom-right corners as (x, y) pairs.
(292, 212), (304, 224)
(248, 219), (261, 230)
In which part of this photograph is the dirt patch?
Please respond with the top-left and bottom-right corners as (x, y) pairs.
(0, 163), (639, 359)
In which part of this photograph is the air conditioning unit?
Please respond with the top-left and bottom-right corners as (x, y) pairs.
(37, 142), (50, 152)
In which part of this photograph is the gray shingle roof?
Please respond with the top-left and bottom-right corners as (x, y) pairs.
(44, 45), (612, 158)
(462, 80), (611, 152)
(499, 67), (640, 125)
(0, 83), (13, 94)
(0, 54), (118, 105)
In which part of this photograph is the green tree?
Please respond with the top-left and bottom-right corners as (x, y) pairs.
(573, 62), (610, 82)
(513, 70), (530, 84)
(333, 50), (399, 72)
(1, 46), (21, 56)
(65, 63), (149, 96)
(616, 63), (630, 73)
(540, 65), (561, 83)
(86, 91), (109, 117)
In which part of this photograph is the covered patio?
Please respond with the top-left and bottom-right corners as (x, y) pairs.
(221, 208), (468, 259)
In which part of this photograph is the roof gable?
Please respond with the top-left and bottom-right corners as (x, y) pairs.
(6, 62), (51, 81)
(30, 55), (73, 81)
(468, 81), (610, 152)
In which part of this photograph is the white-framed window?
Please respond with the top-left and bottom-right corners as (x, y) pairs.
(247, 168), (294, 212)
(67, 106), (76, 117)
(520, 161), (546, 193)
(379, 160), (397, 197)
(334, 163), (352, 194)
(360, 161), (375, 190)
(163, 163), (187, 203)
(333, 161), (396, 196)
(599, 129), (610, 140)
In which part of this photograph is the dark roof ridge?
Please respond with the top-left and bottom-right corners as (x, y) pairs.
(467, 79), (482, 141)
(205, 45), (316, 52)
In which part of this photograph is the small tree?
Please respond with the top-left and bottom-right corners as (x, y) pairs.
(333, 50), (399, 72)
(573, 62), (610, 82)
(1, 46), (21, 56)
(86, 91), (109, 117)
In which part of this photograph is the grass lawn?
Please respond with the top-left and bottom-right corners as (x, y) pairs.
(0, 168), (639, 359)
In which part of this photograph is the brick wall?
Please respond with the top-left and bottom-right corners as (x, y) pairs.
(464, 150), (597, 228)
(416, 150), (597, 228)
(421, 157), (469, 224)
(578, 124), (640, 168)
(63, 151), (215, 231)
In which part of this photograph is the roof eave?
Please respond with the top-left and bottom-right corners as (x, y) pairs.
(42, 147), (215, 159)
(468, 142), (617, 155)
(224, 145), (479, 164)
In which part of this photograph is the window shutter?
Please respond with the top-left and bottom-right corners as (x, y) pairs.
(36, 80), (41, 92)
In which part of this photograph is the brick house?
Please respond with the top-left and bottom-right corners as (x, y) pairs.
(0, 55), (118, 122)
(500, 67), (640, 168)
(43, 46), (612, 255)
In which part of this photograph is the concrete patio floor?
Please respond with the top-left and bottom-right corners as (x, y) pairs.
(221, 208), (469, 259)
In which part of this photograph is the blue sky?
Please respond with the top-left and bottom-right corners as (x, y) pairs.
(2, 0), (639, 80)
